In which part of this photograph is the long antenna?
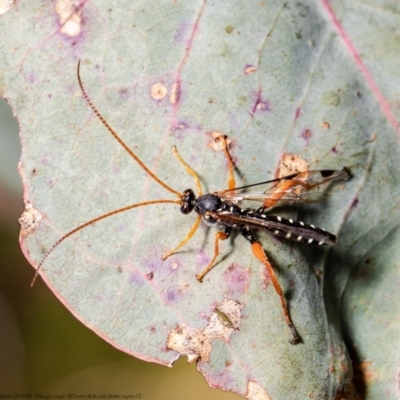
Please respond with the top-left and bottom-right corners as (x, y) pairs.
(32, 61), (186, 285)
(77, 60), (182, 198)
(31, 199), (180, 286)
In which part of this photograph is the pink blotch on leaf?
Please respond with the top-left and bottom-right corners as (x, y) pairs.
(28, 71), (37, 84)
(351, 197), (359, 208)
(198, 364), (236, 391)
(294, 107), (301, 121)
(222, 264), (250, 296)
(164, 285), (188, 305)
(166, 289), (176, 302)
(174, 21), (191, 43)
(172, 120), (189, 132)
(252, 97), (270, 114)
(118, 87), (131, 100)
(262, 268), (272, 289)
(128, 269), (144, 285)
(300, 129), (312, 142)
(146, 272), (154, 281)
(197, 250), (210, 268)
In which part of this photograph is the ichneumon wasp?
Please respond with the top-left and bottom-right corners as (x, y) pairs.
(31, 60), (350, 345)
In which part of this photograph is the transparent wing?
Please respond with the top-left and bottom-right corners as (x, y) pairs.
(218, 168), (350, 209)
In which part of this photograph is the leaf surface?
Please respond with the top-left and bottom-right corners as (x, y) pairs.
(2, 0), (399, 398)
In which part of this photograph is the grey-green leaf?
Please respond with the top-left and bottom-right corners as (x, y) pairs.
(2, 0), (399, 398)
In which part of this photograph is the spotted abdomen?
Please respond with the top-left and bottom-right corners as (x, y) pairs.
(225, 211), (337, 245)
(259, 215), (337, 245)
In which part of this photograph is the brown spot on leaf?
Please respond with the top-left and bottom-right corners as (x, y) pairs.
(0, 0), (16, 16)
(208, 131), (232, 151)
(146, 272), (154, 280)
(322, 121), (330, 129)
(170, 82), (180, 104)
(244, 65), (256, 75)
(55, 0), (82, 36)
(245, 381), (271, 400)
(301, 129), (312, 141)
(276, 153), (309, 178)
(151, 83), (167, 100)
(166, 298), (242, 362)
(19, 203), (43, 238)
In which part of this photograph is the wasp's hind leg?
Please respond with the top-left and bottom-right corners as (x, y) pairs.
(239, 225), (300, 345)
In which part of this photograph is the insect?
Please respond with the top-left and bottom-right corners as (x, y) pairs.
(31, 60), (350, 345)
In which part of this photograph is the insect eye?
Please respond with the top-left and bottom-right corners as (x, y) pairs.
(180, 189), (195, 214)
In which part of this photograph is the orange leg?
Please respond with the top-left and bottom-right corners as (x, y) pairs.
(196, 230), (230, 282)
(164, 140), (234, 265)
(160, 146), (204, 261)
(162, 214), (201, 260)
(218, 135), (236, 190)
(262, 180), (296, 209)
(251, 242), (300, 344)
(171, 146), (203, 196)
